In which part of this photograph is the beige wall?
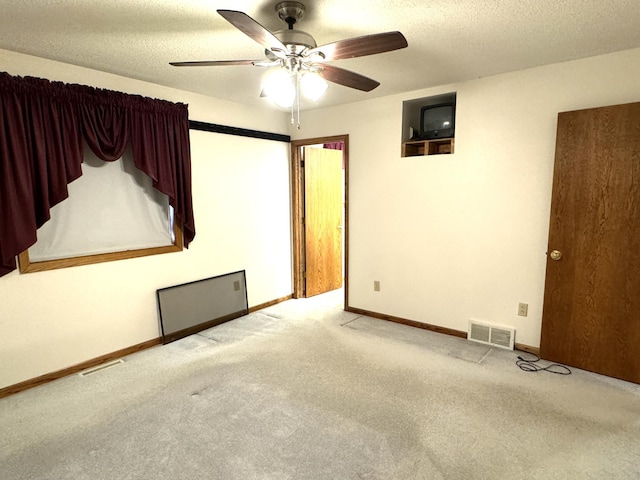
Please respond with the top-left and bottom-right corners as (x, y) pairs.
(0, 50), (293, 389)
(4, 46), (640, 389)
(292, 47), (640, 349)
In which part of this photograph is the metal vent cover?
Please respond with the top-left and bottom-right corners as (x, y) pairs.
(470, 322), (490, 343)
(468, 320), (515, 350)
(79, 359), (125, 377)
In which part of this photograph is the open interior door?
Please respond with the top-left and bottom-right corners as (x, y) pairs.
(303, 147), (343, 297)
(540, 102), (640, 383)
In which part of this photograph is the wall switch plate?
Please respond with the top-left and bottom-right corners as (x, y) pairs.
(518, 302), (528, 317)
(374, 280), (380, 292)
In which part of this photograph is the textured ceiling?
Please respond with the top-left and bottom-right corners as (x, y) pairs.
(1, 0), (640, 111)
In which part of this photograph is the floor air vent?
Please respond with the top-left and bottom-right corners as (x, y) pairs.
(468, 320), (515, 350)
(79, 359), (125, 377)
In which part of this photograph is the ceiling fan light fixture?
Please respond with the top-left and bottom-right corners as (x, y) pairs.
(300, 72), (328, 102)
(263, 69), (296, 108)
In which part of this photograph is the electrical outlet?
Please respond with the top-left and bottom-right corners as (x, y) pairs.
(374, 280), (380, 292)
(518, 302), (528, 317)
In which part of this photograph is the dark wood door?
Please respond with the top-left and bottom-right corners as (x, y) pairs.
(304, 147), (343, 297)
(540, 102), (640, 383)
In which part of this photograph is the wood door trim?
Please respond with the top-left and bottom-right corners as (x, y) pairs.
(291, 135), (349, 305)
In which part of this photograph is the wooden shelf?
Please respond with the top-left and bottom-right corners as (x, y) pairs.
(402, 138), (454, 157)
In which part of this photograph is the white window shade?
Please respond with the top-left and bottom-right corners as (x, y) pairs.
(28, 143), (173, 262)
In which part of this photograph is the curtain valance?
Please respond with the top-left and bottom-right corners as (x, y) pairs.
(0, 71), (195, 277)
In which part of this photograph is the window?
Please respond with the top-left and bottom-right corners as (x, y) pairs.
(18, 144), (182, 273)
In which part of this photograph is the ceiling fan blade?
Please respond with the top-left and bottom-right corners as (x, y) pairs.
(170, 60), (263, 67)
(317, 64), (380, 92)
(306, 31), (407, 61)
(217, 9), (288, 57)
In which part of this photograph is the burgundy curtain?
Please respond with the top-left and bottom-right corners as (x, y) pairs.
(0, 72), (195, 277)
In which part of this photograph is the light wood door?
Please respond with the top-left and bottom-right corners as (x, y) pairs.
(304, 147), (343, 297)
(540, 102), (640, 383)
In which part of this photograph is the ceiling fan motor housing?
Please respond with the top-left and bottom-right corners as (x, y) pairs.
(265, 28), (316, 60)
(276, 28), (316, 50)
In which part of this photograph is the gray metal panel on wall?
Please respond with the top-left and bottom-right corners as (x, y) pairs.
(157, 271), (248, 343)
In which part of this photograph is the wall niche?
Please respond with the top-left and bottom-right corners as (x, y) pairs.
(401, 92), (456, 157)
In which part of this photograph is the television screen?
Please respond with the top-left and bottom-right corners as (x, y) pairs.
(420, 103), (455, 139)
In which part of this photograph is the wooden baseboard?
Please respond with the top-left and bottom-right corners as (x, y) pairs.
(0, 294), (295, 399)
(0, 338), (161, 399)
(514, 343), (540, 355)
(345, 306), (539, 355)
(345, 306), (468, 338)
(249, 294), (293, 313)
(1, 297), (538, 399)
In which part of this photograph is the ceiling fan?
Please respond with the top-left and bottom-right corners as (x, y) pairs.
(170, 1), (408, 124)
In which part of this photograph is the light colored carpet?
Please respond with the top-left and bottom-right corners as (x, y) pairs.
(2, 289), (640, 479)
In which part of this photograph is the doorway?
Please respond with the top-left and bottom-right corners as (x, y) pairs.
(291, 135), (348, 303)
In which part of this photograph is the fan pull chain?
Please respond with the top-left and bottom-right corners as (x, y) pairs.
(296, 72), (301, 129)
(289, 71), (296, 127)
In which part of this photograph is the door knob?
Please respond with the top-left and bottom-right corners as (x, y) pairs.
(549, 250), (563, 261)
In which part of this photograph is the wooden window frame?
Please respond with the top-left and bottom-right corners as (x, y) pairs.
(18, 221), (183, 273)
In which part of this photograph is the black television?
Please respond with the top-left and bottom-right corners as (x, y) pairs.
(419, 103), (455, 140)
